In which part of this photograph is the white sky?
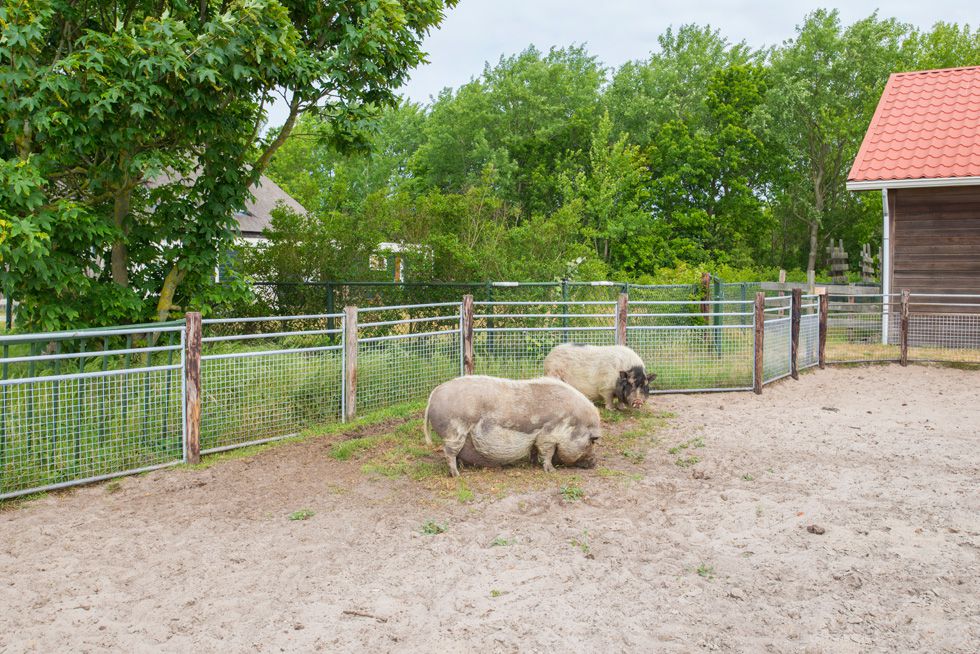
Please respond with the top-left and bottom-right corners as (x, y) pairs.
(266, 0), (977, 128)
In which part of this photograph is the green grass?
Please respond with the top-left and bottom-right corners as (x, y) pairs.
(559, 481), (584, 502)
(421, 519), (447, 535)
(696, 563), (715, 580)
(675, 455), (701, 468)
(288, 509), (315, 521)
(489, 535), (515, 547)
(570, 531), (591, 555)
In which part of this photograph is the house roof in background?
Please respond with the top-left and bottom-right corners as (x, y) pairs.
(847, 66), (980, 189)
(236, 176), (306, 236)
(146, 172), (306, 236)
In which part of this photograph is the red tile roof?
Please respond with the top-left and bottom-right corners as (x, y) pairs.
(848, 66), (980, 184)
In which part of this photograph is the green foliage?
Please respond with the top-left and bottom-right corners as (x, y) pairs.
(0, 0), (455, 331)
(288, 509), (315, 521)
(420, 519), (447, 535)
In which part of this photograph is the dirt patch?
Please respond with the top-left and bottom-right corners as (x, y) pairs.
(1, 364), (979, 652)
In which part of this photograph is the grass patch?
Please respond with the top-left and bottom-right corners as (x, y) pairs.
(288, 509), (315, 521)
(675, 455), (700, 468)
(489, 535), (515, 547)
(668, 436), (704, 455)
(490, 589), (508, 598)
(741, 473), (755, 481)
(105, 480), (122, 494)
(696, 563), (715, 580)
(570, 531), (591, 555)
(559, 481), (585, 502)
(421, 519), (447, 535)
(455, 480), (475, 503)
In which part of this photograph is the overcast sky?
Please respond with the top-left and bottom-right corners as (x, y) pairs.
(266, 1), (976, 127)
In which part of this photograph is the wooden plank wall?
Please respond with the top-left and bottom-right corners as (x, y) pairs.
(892, 185), (980, 312)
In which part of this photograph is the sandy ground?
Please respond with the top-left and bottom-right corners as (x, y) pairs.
(1, 364), (979, 653)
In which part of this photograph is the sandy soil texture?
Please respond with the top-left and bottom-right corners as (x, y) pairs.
(1, 364), (978, 653)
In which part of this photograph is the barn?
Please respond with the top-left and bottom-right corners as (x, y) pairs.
(847, 65), (980, 323)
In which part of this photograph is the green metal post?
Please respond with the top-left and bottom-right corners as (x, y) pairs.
(561, 279), (569, 342)
(326, 282), (336, 343)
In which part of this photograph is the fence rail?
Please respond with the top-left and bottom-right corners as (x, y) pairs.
(2, 289), (978, 499)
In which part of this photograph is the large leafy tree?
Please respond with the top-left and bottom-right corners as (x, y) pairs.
(411, 45), (605, 214)
(767, 10), (911, 272)
(0, 0), (454, 330)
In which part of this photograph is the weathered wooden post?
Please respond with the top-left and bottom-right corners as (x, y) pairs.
(184, 312), (202, 464)
(462, 294), (475, 375)
(344, 306), (358, 421)
(818, 291), (828, 369)
(616, 293), (628, 346)
(900, 289), (910, 366)
(753, 292), (765, 395)
(790, 288), (801, 380)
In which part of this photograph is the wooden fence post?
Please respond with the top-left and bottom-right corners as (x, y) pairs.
(791, 288), (801, 380)
(900, 289), (910, 367)
(753, 292), (764, 395)
(818, 291), (828, 369)
(462, 294), (474, 375)
(184, 312), (202, 464)
(616, 293), (628, 346)
(344, 306), (358, 421)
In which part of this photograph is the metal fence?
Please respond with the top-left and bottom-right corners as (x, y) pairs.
(200, 314), (345, 454)
(0, 324), (186, 499)
(629, 300), (756, 392)
(4, 289), (979, 499)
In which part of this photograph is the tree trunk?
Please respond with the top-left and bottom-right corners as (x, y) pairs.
(806, 220), (819, 273)
(111, 188), (131, 287)
(155, 264), (187, 323)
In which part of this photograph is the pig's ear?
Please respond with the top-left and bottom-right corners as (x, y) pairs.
(647, 372), (657, 382)
(619, 370), (629, 380)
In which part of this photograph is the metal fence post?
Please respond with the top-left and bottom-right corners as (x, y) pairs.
(561, 279), (570, 342)
(344, 306), (358, 421)
(616, 293), (628, 346)
(184, 312), (202, 464)
(818, 291), (828, 369)
(700, 273), (711, 323)
(791, 288), (801, 380)
(462, 294), (474, 375)
(326, 282), (335, 342)
(900, 289), (910, 366)
(753, 292), (764, 395)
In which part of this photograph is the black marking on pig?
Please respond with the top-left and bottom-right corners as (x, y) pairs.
(616, 366), (652, 404)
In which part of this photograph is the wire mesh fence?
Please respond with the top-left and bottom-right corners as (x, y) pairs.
(356, 305), (462, 413)
(763, 296), (793, 384)
(907, 294), (980, 364)
(0, 324), (186, 499)
(800, 296), (820, 370)
(825, 294), (901, 364)
(200, 315), (345, 453)
(628, 300), (755, 392)
(5, 289), (979, 499)
(472, 301), (617, 379)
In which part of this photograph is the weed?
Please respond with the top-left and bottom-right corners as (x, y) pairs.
(559, 482), (584, 502)
(675, 455), (700, 468)
(742, 473), (755, 481)
(620, 448), (645, 464)
(490, 536), (515, 547)
(421, 520), (447, 535)
(456, 480), (475, 504)
(289, 509), (315, 521)
(755, 505), (764, 518)
(696, 563), (715, 580)
(105, 480), (122, 494)
(669, 436), (705, 455)
(490, 589), (507, 598)
(570, 531), (591, 555)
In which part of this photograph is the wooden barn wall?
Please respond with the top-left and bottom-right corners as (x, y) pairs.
(891, 186), (980, 309)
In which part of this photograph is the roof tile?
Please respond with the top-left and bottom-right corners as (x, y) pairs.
(849, 66), (980, 183)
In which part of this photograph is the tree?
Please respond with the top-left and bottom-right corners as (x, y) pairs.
(561, 112), (653, 271)
(767, 10), (911, 273)
(411, 45), (605, 214)
(0, 0), (455, 330)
